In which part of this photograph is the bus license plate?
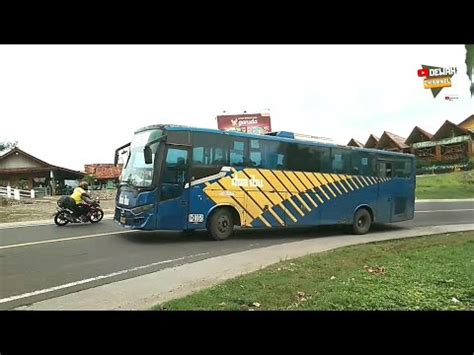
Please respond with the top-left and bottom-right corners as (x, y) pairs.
(120, 216), (126, 224)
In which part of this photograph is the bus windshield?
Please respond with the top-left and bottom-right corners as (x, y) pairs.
(120, 129), (163, 188)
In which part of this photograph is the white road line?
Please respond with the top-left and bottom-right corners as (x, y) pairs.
(0, 252), (209, 305)
(0, 230), (136, 250)
(415, 209), (474, 213)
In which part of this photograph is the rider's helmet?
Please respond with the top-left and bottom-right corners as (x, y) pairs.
(79, 181), (89, 190)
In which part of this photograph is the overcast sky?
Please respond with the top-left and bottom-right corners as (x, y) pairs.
(1, 45), (472, 171)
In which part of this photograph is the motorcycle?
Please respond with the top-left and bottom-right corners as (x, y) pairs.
(54, 196), (104, 226)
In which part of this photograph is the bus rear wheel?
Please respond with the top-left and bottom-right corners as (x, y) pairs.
(208, 208), (234, 241)
(352, 208), (372, 235)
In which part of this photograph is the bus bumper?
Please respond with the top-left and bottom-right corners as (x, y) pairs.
(114, 207), (156, 230)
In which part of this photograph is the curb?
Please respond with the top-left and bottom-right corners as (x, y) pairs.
(16, 223), (474, 310)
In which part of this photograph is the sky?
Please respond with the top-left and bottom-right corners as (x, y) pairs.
(1, 45), (472, 171)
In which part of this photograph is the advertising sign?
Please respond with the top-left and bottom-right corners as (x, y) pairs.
(216, 113), (272, 135)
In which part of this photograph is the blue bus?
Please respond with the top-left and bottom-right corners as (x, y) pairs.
(114, 124), (415, 240)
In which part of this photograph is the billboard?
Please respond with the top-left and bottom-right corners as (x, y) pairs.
(216, 113), (272, 135)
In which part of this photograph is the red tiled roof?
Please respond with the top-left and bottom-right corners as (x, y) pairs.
(405, 126), (433, 144)
(376, 131), (409, 150)
(364, 134), (380, 148)
(84, 164), (123, 180)
(347, 138), (364, 147)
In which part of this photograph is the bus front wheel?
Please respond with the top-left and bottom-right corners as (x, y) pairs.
(352, 208), (372, 235)
(208, 208), (234, 241)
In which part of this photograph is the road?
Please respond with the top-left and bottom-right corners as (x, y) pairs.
(0, 201), (472, 310)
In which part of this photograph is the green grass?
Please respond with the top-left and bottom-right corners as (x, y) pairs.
(416, 171), (474, 199)
(155, 232), (474, 310)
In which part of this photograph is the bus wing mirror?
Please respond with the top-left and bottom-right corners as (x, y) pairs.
(114, 142), (131, 166)
(144, 146), (153, 164)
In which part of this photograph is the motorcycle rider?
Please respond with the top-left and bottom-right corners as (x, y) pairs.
(70, 181), (93, 222)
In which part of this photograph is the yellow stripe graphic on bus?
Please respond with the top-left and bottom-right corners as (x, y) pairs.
(316, 173), (337, 198)
(255, 169), (298, 222)
(292, 172), (318, 207)
(304, 172), (330, 201)
(202, 168), (385, 228)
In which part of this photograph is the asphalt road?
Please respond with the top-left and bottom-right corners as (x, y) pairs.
(1, 201), (473, 310)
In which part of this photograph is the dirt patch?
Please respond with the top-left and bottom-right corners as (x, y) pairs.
(0, 192), (116, 224)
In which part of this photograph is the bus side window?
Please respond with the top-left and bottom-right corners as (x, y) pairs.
(249, 139), (262, 167)
(393, 159), (411, 178)
(378, 161), (392, 178)
(331, 149), (351, 174)
(259, 140), (287, 170)
(230, 140), (246, 166)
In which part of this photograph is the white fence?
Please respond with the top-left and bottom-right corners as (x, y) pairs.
(0, 186), (36, 200)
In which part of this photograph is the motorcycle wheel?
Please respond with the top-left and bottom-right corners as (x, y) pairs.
(54, 211), (69, 226)
(89, 209), (104, 223)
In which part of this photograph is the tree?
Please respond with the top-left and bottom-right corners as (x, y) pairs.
(0, 140), (18, 152)
(466, 44), (474, 97)
(84, 174), (97, 187)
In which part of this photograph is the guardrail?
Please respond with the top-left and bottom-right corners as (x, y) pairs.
(0, 186), (36, 200)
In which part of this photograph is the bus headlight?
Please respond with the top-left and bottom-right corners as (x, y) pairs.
(131, 204), (154, 215)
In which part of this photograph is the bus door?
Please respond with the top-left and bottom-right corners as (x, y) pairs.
(157, 144), (191, 230)
(376, 159), (393, 223)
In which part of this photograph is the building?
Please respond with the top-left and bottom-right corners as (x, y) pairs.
(84, 164), (123, 189)
(410, 118), (474, 164)
(347, 114), (474, 170)
(0, 147), (84, 194)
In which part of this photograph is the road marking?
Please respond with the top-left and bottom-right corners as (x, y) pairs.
(0, 230), (135, 250)
(0, 252), (209, 305)
(415, 209), (474, 213)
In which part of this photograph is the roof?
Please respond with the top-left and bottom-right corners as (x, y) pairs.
(0, 147), (13, 158)
(85, 164), (122, 180)
(0, 147), (84, 177)
(376, 131), (409, 150)
(364, 134), (380, 148)
(431, 120), (472, 140)
(405, 126), (433, 144)
(347, 138), (364, 147)
(458, 114), (474, 131)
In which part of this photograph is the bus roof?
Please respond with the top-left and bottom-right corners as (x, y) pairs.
(135, 124), (415, 159)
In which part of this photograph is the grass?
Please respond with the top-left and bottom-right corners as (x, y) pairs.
(155, 231), (474, 310)
(416, 171), (474, 199)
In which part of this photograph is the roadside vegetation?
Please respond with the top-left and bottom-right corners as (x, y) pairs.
(156, 232), (474, 310)
(416, 171), (474, 199)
